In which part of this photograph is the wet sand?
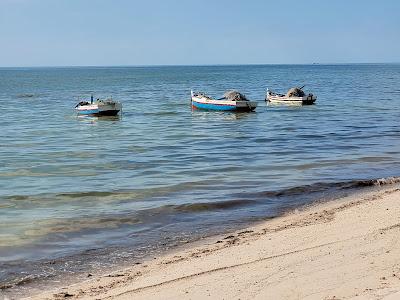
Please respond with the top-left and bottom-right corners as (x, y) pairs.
(25, 183), (400, 300)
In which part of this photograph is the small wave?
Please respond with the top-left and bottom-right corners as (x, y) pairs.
(243, 176), (400, 198)
(352, 176), (400, 187)
(0, 275), (37, 290)
(144, 111), (180, 116)
(15, 93), (35, 98)
(133, 199), (257, 217)
(4, 180), (224, 204)
(57, 191), (119, 198)
(172, 199), (255, 213)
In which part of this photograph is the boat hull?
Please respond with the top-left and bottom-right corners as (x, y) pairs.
(77, 109), (121, 116)
(191, 96), (257, 112)
(75, 102), (122, 116)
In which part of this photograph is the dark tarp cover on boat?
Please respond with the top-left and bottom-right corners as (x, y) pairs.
(224, 90), (249, 101)
(286, 87), (305, 97)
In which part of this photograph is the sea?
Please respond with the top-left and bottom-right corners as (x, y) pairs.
(1, 64), (400, 297)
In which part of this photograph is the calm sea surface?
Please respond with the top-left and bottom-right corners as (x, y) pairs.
(1, 64), (400, 292)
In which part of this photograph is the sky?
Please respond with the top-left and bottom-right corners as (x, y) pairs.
(0, 0), (399, 67)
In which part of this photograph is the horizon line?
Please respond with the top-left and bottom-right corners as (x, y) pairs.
(0, 62), (399, 69)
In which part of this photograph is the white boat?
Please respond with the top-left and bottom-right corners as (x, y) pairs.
(75, 96), (122, 116)
(191, 90), (257, 112)
(266, 86), (317, 105)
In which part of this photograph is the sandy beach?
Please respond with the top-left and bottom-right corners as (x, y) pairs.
(22, 182), (400, 300)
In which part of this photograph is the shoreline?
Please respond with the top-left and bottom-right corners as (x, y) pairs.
(21, 182), (400, 300)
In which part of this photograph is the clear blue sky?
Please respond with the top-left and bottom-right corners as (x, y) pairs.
(0, 0), (399, 67)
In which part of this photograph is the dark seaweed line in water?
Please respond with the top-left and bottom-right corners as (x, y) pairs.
(235, 176), (400, 198)
(3, 177), (400, 232)
(6, 176), (400, 204)
(3, 177), (400, 235)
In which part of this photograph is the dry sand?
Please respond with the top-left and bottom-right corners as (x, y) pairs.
(26, 184), (400, 300)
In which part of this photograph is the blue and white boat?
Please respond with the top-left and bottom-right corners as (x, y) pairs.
(191, 90), (257, 112)
(75, 96), (122, 116)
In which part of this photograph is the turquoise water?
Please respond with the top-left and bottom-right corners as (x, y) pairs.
(1, 64), (400, 290)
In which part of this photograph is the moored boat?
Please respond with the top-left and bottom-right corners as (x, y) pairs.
(191, 90), (257, 112)
(75, 96), (122, 116)
(266, 86), (316, 105)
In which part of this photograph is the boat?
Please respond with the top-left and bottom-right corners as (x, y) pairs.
(266, 86), (316, 105)
(75, 96), (122, 116)
(191, 90), (257, 112)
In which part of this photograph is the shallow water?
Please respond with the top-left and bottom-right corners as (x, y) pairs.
(1, 64), (400, 292)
